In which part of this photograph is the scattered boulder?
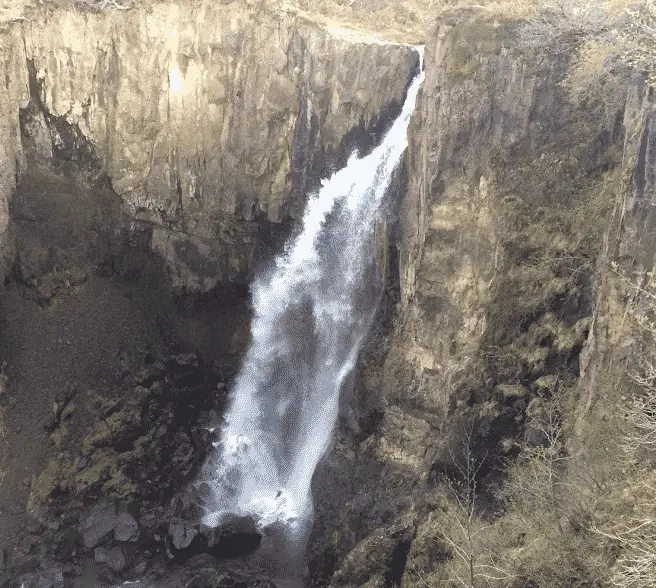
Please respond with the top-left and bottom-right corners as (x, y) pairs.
(169, 519), (199, 550)
(95, 545), (127, 573)
(114, 512), (139, 542)
(94, 546), (108, 563)
(81, 501), (117, 549)
(132, 560), (148, 575)
(106, 546), (127, 573)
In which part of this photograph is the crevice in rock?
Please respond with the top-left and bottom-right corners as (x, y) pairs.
(22, 58), (103, 174)
(383, 537), (412, 588)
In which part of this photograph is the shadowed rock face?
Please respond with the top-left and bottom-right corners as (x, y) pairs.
(0, 1), (418, 290)
(0, 4), (421, 586)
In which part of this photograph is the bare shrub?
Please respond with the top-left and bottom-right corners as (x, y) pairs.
(435, 426), (515, 587)
(517, 0), (608, 49)
(586, 264), (656, 588)
(518, 0), (656, 103)
(500, 394), (570, 515)
(623, 355), (656, 460)
(593, 514), (656, 588)
(69, 0), (134, 11)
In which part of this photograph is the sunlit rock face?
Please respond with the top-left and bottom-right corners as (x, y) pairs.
(0, 1), (417, 289)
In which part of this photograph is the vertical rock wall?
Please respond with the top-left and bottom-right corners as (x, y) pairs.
(0, 2), (418, 289)
(310, 11), (651, 586)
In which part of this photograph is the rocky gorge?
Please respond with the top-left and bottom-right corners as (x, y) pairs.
(0, 1), (655, 587)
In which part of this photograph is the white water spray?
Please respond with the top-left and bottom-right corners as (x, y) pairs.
(199, 48), (425, 538)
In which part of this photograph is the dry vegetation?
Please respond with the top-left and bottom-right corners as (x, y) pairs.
(405, 250), (656, 586)
(400, 3), (656, 583)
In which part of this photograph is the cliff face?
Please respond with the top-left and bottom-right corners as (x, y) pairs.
(1, 2), (656, 587)
(309, 11), (656, 587)
(0, 1), (417, 289)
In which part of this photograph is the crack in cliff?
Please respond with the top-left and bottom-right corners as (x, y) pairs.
(22, 57), (103, 173)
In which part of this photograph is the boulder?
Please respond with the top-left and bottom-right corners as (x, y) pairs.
(95, 545), (127, 572)
(169, 519), (199, 550)
(81, 502), (117, 549)
(106, 546), (127, 572)
(114, 512), (139, 542)
(200, 515), (262, 558)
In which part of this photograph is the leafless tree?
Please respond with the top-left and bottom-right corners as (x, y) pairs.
(439, 425), (516, 587)
(501, 395), (570, 516)
(592, 508), (656, 588)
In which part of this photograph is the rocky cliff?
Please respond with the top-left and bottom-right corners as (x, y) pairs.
(311, 8), (656, 588)
(0, 2), (655, 588)
(0, 0), (417, 289)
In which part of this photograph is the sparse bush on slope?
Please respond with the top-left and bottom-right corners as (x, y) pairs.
(587, 266), (656, 588)
(518, 0), (656, 93)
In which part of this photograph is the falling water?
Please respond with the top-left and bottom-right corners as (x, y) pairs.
(199, 48), (425, 540)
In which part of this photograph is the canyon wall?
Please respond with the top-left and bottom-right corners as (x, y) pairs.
(0, 1), (417, 289)
(310, 10), (656, 587)
(1, 2), (655, 587)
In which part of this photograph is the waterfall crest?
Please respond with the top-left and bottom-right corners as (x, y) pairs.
(199, 48), (425, 538)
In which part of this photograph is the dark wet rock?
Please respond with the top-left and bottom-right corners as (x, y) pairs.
(200, 515), (262, 558)
(81, 502), (117, 549)
(106, 546), (127, 572)
(132, 560), (148, 574)
(114, 512), (139, 542)
(94, 545), (127, 575)
(94, 546), (108, 563)
(169, 519), (199, 550)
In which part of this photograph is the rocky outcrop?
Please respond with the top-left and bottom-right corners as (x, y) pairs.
(1, 1), (417, 290)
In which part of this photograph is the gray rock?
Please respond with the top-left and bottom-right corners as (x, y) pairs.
(0, 547), (5, 570)
(132, 560), (148, 574)
(106, 546), (127, 572)
(81, 502), (117, 548)
(36, 572), (54, 588)
(52, 570), (65, 588)
(94, 546), (108, 563)
(168, 520), (198, 550)
(114, 512), (139, 542)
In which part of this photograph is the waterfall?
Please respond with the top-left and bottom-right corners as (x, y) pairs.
(199, 48), (425, 540)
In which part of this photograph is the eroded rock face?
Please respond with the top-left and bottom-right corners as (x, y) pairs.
(0, 1), (417, 290)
